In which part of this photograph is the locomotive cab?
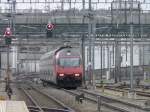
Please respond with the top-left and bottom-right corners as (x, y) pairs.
(40, 46), (83, 88)
(55, 48), (83, 87)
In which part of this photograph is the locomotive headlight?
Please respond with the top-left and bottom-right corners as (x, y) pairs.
(74, 74), (80, 77)
(67, 52), (71, 55)
(59, 74), (64, 77)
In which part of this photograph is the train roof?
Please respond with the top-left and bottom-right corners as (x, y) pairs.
(54, 45), (72, 55)
(40, 45), (72, 60)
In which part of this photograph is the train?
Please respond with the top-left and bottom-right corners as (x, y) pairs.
(39, 46), (83, 88)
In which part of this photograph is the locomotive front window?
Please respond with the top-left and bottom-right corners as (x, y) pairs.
(58, 58), (80, 67)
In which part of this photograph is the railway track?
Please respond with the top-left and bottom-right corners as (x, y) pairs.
(62, 88), (150, 112)
(97, 85), (150, 98)
(29, 82), (114, 112)
(23, 81), (150, 112)
(19, 85), (74, 112)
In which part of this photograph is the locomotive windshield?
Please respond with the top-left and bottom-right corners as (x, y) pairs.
(58, 58), (80, 67)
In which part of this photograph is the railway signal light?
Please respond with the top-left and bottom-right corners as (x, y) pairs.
(46, 23), (54, 38)
(47, 24), (53, 30)
(4, 28), (12, 37)
(46, 23), (54, 30)
(5, 30), (11, 36)
(4, 27), (12, 45)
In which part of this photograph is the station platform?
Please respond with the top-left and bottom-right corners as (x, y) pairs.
(0, 101), (29, 112)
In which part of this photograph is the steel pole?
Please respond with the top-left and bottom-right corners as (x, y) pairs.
(140, 25), (144, 78)
(81, 36), (85, 86)
(61, 0), (64, 11)
(130, 0), (134, 91)
(82, 0), (86, 87)
(101, 42), (103, 83)
(0, 52), (2, 77)
(35, 59), (36, 73)
(107, 45), (110, 80)
(69, 0), (71, 9)
(130, 21), (134, 91)
(82, 0), (85, 10)
(6, 45), (10, 87)
(88, 18), (92, 85)
(92, 22), (96, 89)
(110, 51), (112, 79)
(12, 0), (16, 34)
(88, 0), (92, 86)
(89, 0), (91, 10)
(126, 36), (128, 78)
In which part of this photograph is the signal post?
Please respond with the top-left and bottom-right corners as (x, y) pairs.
(46, 23), (54, 38)
(4, 27), (12, 91)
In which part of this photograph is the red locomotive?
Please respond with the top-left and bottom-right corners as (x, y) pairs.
(40, 46), (83, 88)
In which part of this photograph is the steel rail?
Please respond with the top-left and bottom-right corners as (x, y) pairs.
(62, 89), (131, 112)
(21, 87), (44, 112)
(30, 86), (75, 112)
(78, 89), (150, 112)
(97, 85), (150, 97)
(21, 86), (74, 112)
